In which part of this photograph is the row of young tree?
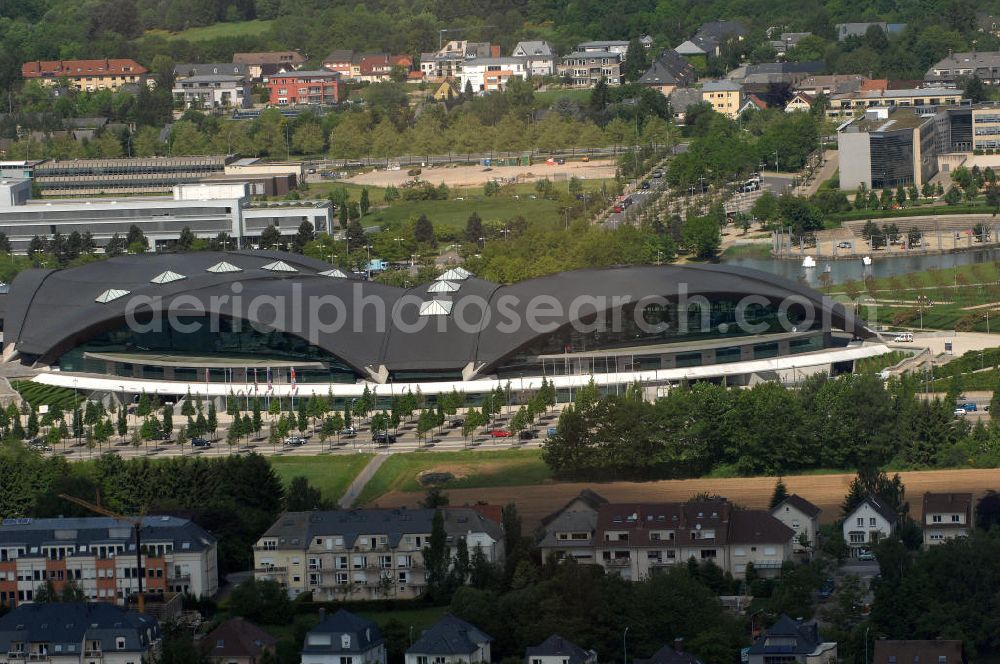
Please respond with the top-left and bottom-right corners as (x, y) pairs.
(544, 373), (970, 480)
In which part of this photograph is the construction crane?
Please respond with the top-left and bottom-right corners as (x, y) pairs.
(438, 25), (497, 50)
(59, 493), (147, 613)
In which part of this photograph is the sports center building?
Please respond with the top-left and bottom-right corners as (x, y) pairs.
(0, 251), (889, 401)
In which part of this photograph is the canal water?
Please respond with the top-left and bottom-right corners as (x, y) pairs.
(721, 247), (1000, 286)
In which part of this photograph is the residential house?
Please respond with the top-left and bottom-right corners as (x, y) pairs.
(926, 51), (1000, 86)
(172, 75), (251, 110)
(842, 497), (898, 557)
(420, 41), (497, 80)
(728, 61), (826, 87)
(872, 640), (964, 664)
(674, 36), (718, 57)
(770, 32), (813, 56)
(357, 55), (413, 83)
(771, 495), (821, 552)
(978, 12), (1000, 37)
(635, 641), (705, 664)
(252, 508), (504, 601)
(460, 58), (529, 93)
(512, 41), (557, 77)
(589, 500), (793, 580)
(576, 41), (630, 58)
(701, 79), (745, 118)
(525, 634), (597, 664)
(537, 490), (608, 564)
(794, 74), (867, 96)
(668, 88), (705, 122)
(922, 492), (973, 547)
(232, 51), (306, 81)
(638, 50), (696, 96)
(174, 63), (249, 82)
(0, 602), (161, 664)
(738, 95), (768, 114)
(836, 22), (907, 41)
(405, 615), (491, 664)
(433, 78), (461, 100)
(203, 617), (277, 664)
(0, 516), (218, 609)
(21, 59), (147, 92)
(267, 71), (340, 106)
(301, 608), (386, 664)
(747, 615), (837, 664)
(558, 51), (623, 86)
(676, 21), (748, 58)
(323, 50), (356, 77)
(784, 92), (815, 112)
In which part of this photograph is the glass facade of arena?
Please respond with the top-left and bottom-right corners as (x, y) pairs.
(56, 315), (360, 383)
(494, 297), (819, 377)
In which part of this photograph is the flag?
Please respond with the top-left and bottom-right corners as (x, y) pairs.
(290, 367), (297, 391)
(253, 368), (259, 391)
(266, 367), (272, 391)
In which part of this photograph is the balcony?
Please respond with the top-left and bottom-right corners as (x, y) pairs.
(254, 566), (287, 574)
(84, 649), (103, 657)
(604, 558), (631, 567)
(7, 653), (25, 660)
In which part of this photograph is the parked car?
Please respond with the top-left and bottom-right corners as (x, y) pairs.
(857, 550), (876, 561)
(837, 241), (852, 249)
(340, 426), (357, 438)
(641, 180), (651, 189)
(954, 408), (967, 417)
(893, 332), (913, 342)
(518, 429), (538, 440)
(192, 438), (211, 448)
(652, 170), (664, 178)
(818, 578), (836, 599)
(489, 429), (512, 438)
(449, 418), (465, 428)
(284, 436), (307, 446)
(372, 432), (397, 444)
(961, 402), (978, 412)
(547, 426), (559, 437)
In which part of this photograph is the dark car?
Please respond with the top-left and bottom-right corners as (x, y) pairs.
(641, 181), (651, 189)
(518, 429), (538, 440)
(191, 437), (211, 448)
(818, 578), (835, 599)
(652, 170), (664, 178)
(449, 418), (465, 428)
(372, 432), (397, 444)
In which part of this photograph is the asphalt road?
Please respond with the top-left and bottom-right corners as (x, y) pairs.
(604, 173), (671, 230)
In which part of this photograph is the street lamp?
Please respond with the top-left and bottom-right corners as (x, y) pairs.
(479, 236), (486, 249)
(623, 626), (629, 664)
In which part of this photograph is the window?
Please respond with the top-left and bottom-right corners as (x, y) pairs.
(341, 635), (351, 649)
(116, 637), (126, 650)
(734, 547), (746, 556)
(764, 546), (777, 556)
(870, 518), (876, 527)
(340, 658), (353, 664)
(856, 517), (864, 527)
(932, 515), (942, 523)
(951, 515), (961, 522)
(849, 533), (865, 543)
(417, 658), (429, 664)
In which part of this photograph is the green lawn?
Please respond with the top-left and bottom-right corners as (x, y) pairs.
(534, 88), (592, 106)
(146, 19), (274, 41)
(269, 454), (372, 503)
(358, 449), (550, 505)
(260, 605), (447, 644)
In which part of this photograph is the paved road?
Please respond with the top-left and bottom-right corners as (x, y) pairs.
(339, 453), (389, 508)
(604, 173), (671, 229)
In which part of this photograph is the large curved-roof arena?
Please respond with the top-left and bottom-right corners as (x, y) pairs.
(0, 251), (885, 397)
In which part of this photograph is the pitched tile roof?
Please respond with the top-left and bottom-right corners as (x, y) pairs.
(748, 615), (821, 656)
(0, 603), (159, 655)
(22, 59), (147, 79)
(635, 644), (705, 664)
(203, 617), (276, 659)
(728, 510), (795, 544)
(922, 492), (972, 515)
(872, 640), (964, 664)
(525, 634), (596, 664)
(233, 51), (306, 66)
(775, 494), (822, 518)
(303, 609), (383, 655)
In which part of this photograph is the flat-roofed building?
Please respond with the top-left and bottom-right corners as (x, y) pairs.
(827, 87), (965, 119)
(33, 155), (231, 197)
(172, 75), (251, 110)
(838, 107), (939, 190)
(267, 71), (340, 106)
(558, 51), (623, 86)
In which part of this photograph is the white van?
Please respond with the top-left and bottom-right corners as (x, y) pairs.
(893, 332), (913, 342)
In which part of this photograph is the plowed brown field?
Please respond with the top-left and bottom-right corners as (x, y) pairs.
(369, 468), (1000, 529)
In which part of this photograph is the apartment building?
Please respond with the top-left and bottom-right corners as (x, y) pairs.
(537, 490), (608, 564)
(922, 492), (973, 547)
(253, 508), (504, 601)
(233, 51), (306, 81)
(542, 499), (794, 580)
(21, 59), (147, 92)
(460, 58), (529, 93)
(267, 70), (340, 106)
(701, 80), (745, 119)
(420, 41), (497, 80)
(926, 51), (1000, 86)
(172, 75), (251, 110)
(558, 51), (623, 86)
(842, 498), (897, 557)
(0, 602), (161, 664)
(0, 516), (218, 609)
(174, 63), (249, 82)
(826, 87), (964, 119)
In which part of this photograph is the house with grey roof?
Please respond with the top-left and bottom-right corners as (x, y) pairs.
(769, 32), (813, 55)
(538, 490), (607, 564)
(172, 74), (251, 110)
(747, 615), (837, 664)
(174, 63), (249, 81)
(0, 602), (160, 664)
(926, 51), (1000, 86)
(668, 87), (705, 122)
(526, 634), (597, 664)
(253, 508), (504, 602)
(512, 41), (556, 76)
(842, 497), (898, 557)
(639, 50), (696, 96)
(0, 515), (218, 608)
(635, 641), (705, 664)
(576, 41), (630, 57)
(771, 494), (822, 554)
(302, 608), (386, 664)
(405, 615), (492, 664)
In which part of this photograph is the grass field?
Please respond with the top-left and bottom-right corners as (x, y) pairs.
(146, 19), (274, 41)
(534, 88), (592, 106)
(10, 380), (85, 410)
(269, 454), (372, 503)
(261, 605), (447, 643)
(358, 449), (550, 505)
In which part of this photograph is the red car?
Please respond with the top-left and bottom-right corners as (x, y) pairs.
(489, 429), (512, 438)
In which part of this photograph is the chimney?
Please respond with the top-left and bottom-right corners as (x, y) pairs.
(319, 607), (326, 622)
(674, 638), (684, 653)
